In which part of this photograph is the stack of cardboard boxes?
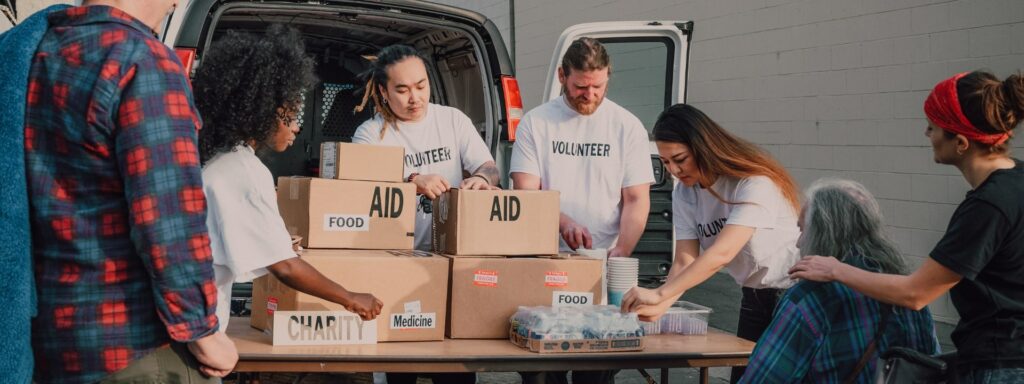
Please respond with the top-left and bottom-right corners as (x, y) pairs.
(250, 142), (606, 345)
(433, 189), (605, 339)
(250, 143), (448, 343)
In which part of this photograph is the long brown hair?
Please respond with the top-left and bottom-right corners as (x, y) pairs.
(354, 44), (427, 139)
(949, 70), (1024, 154)
(653, 103), (801, 213)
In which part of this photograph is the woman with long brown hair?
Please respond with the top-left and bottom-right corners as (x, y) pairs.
(790, 71), (1024, 383)
(620, 103), (802, 383)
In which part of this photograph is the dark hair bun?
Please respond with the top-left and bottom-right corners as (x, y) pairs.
(1004, 72), (1024, 127)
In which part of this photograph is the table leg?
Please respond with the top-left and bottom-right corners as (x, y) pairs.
(700, 367), (709, 384)
(661, 367), (669, 383)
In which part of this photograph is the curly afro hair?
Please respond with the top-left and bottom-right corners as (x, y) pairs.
(194, 24), (316, 164)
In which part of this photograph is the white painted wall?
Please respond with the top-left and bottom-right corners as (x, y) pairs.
(436, 0), (1024, 324)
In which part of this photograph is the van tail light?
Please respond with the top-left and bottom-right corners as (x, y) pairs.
(501, 75), (524, 141)
(174, 48), (197, 77)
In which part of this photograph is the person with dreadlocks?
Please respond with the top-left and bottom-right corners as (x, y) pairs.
(193, 24), (382, 332)
(352, 44), (500, 255)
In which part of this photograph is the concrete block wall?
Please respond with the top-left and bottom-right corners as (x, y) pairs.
(437, 0), (1024, 324)
(7, 0), (1021, 324)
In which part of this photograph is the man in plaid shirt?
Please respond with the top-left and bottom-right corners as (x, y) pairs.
(24, 1), (237, 382)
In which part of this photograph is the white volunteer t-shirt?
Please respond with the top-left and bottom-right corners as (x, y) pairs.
(203, 145), (297, 330)
(352, 104), (493, 251)
(673, 175), (800, 289)
(510, 96), (654, 251)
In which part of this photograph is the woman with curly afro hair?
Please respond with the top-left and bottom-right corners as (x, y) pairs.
(193, 24), (383, 331)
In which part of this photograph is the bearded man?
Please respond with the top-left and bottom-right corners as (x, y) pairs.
(510, 37), (654, 384)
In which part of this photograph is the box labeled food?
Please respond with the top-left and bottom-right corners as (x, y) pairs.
(251, 249), (449, 342)
(320, 142), (405, 183)
(446, 255), (603, 339)
(277, 177), (415, 249)
(432, 189), (559, 255)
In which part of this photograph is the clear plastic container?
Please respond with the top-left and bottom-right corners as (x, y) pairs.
(640, 300), (712, 335)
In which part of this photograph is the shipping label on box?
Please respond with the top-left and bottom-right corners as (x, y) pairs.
(271, 310), (377, 346)
(277, 177), (415, 249)
(432, 189), (560, 255)
(320, 142), (405, 182)
(446, 256), (603, 339)
(252, 249), (449, 342)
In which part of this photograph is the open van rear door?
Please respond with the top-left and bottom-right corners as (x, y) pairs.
(544, 21), (692, 279)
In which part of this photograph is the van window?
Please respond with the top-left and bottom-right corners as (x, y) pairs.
(600, 37), (672, 140)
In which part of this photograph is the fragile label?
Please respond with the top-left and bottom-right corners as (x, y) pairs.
(390, 312), (436, 330)
(552, 291), (594, 307)
(473, 270), (498, 287)
(404, 300), (421, 313)
(272, 310), (377, 346)
(323, 214), (369, 232)
(266, 297), (278, 315)
(544, 271), (568, 287)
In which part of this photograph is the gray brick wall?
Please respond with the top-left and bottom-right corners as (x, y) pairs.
(434, 0), (1024, 324)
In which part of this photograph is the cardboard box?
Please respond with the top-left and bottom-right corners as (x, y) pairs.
(251, 249), (449, 342)
(278, 177), (415, 250)
(320, 142), (405, 183)
(509, 328), (644, 354)
(446, 255), (604, 339)
(432, 189), (560, 255)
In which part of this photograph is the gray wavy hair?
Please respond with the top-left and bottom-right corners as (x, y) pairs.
(799, 178), (908, 275)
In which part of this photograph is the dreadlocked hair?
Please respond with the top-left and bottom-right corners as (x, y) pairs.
(354, 44), (429, 139)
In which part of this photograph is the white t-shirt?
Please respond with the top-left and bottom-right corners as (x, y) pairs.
(510, 96), (654, 251)
(352, 104), (493, 251)
(203, 145), (296, 330)
(673, 175), (800, 289)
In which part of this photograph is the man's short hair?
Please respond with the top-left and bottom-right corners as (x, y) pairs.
(560, 37), (610, 75)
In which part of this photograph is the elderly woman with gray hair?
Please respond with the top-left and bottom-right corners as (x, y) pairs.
(738, 178), (939, 383)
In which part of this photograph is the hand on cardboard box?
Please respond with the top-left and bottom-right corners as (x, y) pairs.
(187, 331), (238, 378)
(559, 214), (593, 250)
(459, 175), (499, 190)
(413, 173), (450, 199)
(343, 292), (384, 320)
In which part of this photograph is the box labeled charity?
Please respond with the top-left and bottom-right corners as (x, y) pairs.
(320, 142), (404, 182)
(432, 189), (559, 255)
(277, 177), (415, 250)
(251, 249), (448, 342)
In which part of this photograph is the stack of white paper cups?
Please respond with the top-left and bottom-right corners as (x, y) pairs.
(607, 257), (639, 306)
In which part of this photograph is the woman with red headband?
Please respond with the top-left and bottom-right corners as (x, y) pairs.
(790, 70), (1024, 382)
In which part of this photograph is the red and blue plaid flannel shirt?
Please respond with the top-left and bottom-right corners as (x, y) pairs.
(25, 6), (218, 383)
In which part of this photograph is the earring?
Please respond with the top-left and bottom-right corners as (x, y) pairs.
(383, 99), (388, 105)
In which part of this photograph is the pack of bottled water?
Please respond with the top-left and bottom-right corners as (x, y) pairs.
(510, 305), (644, 341)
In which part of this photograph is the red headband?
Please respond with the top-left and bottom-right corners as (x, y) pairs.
(924, 72), (1010, 145)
